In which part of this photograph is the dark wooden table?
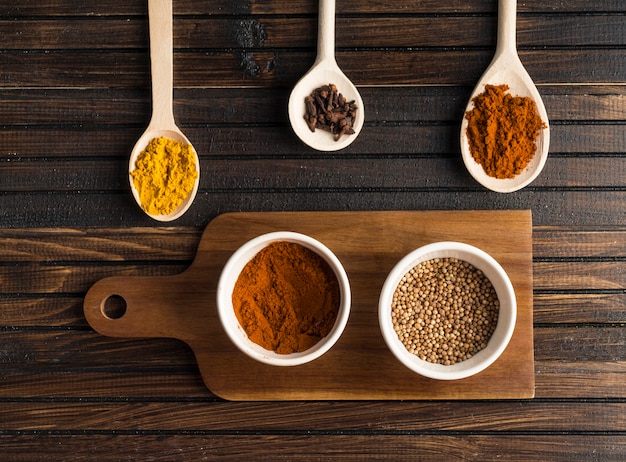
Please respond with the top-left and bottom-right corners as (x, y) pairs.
(2, 1), (625, 460)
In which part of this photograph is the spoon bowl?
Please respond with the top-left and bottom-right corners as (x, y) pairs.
(129, 127), (200, 222)
(129, 0), (200, 221)
(288, 0), (364, 151)
(460, 0), (550, 193)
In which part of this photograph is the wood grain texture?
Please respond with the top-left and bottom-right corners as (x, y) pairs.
(4, 400), (626, 431)
(2, 16), (624, 50)
(1, 0), (625, 16)
(1, 0), (625, 459)
(4, 50), (625, 87)
(1, 434), (625, 462)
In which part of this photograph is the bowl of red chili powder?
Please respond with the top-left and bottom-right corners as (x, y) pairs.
(217, 231), (351, 366)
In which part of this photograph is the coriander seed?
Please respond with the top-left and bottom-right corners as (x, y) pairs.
(390, 257), (499, 365)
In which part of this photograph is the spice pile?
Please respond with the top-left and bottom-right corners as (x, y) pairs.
(232, 241), (340, 354)
(391, 257), (500, 365)
(131, 136), (198, 216)
(304, 83), (357, 141)
(465, 84), (546, 179)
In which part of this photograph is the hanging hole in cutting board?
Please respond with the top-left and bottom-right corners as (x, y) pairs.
(102, 294), (127, 320)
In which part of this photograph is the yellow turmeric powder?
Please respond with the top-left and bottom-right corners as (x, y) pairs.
(131, 136), (198, 216)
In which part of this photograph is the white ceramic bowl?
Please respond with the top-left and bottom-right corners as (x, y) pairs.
(379, 241), (516, 380)
(217, 231), (351, 366)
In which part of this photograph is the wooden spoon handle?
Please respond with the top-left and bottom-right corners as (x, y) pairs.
(496, 0), (517, 57)
(148, 0), (176, 130)
(316, 0), (336, 64)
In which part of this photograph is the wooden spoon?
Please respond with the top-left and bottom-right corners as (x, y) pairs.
(460, 0), (550, 193)
(128, 0), (200, 221)
(288, 0), (364, 151)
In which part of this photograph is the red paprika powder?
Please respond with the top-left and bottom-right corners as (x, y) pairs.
(231, 241), (340, 354)
(465, 84), (546, 179)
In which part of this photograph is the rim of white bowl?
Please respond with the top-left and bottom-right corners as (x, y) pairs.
(217, 231), (351, 366)
(378, 241), (516, 380)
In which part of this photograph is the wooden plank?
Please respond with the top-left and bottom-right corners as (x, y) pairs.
(4, 326), (625, 373)
(535, 261), (626, 290)
(0, 264), (187, 293)
(0, 190), (623, 228)
(3, 86), (626, 126)
(3, 400), (626, 431)
(2, 16), (623, 50)
(1, 0), (625, 16)
(0, 371), (212, 398)
(83, 210), (534, 400)
(2, 157), (626, 192)
(0, 226), (608, 263)
(0, 229), (620, 278)
(0, 321), (626, 376)
(534, 228), (626, 257)
(2, 357), (625, 399)
(534, 294), (626, 324)
(535, 327), (626, 361)
(1, 50), (625, 88)
(0, 227), (200, 261)
(0, 435), (624, 462)
(536, 361), (626, 398)
(2, 124), (624, 161)
(0, 331), (199, 372)
(0, 226), (626, 262)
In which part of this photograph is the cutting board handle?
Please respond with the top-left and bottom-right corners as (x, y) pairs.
(83, 273), (205, 341)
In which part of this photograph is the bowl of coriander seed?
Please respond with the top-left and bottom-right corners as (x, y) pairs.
(378, 241), (516, 380)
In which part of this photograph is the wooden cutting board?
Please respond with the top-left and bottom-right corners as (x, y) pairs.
(84, 211), (534, 400)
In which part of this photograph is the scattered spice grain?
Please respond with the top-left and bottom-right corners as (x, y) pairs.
(232, 241), (341, 354)
(465, 84), (547, 179)
(391, 257), (499, 365)
(304, 83), (357, 141)
(131, 136), (198, 216)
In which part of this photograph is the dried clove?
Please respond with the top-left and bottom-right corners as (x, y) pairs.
(304, 83), (357, 141)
